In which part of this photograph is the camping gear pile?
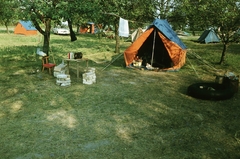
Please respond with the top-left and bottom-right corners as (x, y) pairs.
(54, 63), (67, 77)
(38, 49), (95, 86)
(56, 74), (71, 86)
(54, 62), (70, 86)
(132, 56), (143, 67)
(56, 52), (95, 85)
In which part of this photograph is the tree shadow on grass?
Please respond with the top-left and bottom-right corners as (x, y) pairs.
(1, 40), (240, 159)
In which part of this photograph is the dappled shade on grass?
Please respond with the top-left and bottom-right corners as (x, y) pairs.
(0, 28), (240, 158)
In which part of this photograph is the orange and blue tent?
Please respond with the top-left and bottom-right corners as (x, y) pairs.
(14, 20), (37, 35)
(124, 19), (187, 71)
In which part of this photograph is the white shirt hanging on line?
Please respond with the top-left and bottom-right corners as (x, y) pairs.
(118, 17), (129, 37)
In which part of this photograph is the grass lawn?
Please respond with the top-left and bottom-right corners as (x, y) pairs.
(0, 27), (240, 159)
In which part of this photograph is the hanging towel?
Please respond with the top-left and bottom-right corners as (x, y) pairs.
(118, 17), (129, 37)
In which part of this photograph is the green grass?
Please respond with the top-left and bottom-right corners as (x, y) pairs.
(0, 27), (240, 159)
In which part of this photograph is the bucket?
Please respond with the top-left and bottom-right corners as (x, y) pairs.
(215, 75), (224, 84)
(133, 59), (143, 67)
(223, 76), (239, 93)
(68, 52), (74, 59)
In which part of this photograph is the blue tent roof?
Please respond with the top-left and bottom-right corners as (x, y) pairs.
(19, 20), (37, 31)
(149, 19), (187, 49)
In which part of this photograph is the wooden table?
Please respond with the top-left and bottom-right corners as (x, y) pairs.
(63, 58), (88, 79)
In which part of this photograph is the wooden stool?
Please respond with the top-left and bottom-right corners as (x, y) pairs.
(42, 56), (56, 74)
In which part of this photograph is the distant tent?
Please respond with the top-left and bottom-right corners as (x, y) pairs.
(14, 20), (37, 35)
(79, 22), (95, 34)
(198, 29), (220, 43)
(124, 19), (187, 71)
(131, 28), (145, 42)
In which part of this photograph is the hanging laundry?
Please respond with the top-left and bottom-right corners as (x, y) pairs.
(118, 17), (129, 37)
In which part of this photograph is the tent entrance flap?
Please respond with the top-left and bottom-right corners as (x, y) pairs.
(136, 28), (172, 69)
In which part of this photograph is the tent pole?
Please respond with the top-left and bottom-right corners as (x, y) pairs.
(151, 29), (156, 66)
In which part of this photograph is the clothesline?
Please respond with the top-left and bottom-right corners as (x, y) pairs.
(102, 12), (149, 25)
(103, 12), (135, 23)
(103, 12), (151, 37)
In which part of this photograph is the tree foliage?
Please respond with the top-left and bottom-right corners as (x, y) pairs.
(15, 0), (158, 54)
(0, 0), (18, 33)
(153, 0), (175, 19)
(54, 0), (100, 41)
(17, 0), (99, 54)
(17, 0), (61, 54)
(97, 0), (155, 53)
(207, 0), (240, 64)
(172, 0), (240, 64)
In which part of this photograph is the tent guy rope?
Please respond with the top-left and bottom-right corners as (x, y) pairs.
(187, 49), (218, 71)
(186, 55), (200, 78)
(101, 53), (123, 71)
(186, 49), (222, 78)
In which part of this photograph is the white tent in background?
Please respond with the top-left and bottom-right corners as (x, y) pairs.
(131, 28), (145, 42)
(61, 21), (68, 26)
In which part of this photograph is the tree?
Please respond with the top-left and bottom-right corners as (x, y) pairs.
(54, 0), (100, 42)
(98, 0), (155, 53)
(206, 1), (240, 64)
(18, 0), (62, 55)
(153, 0), (175, 19)
(18, 0), (99, 55)
(173, 0), (240, 64)
(170, 0), (211, 34)
(0, 0), (17, 33)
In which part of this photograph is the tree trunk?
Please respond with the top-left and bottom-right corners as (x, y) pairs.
(219, 43), (227, 64)
(114, 23), (120, 53)
(190, 26), (195, 36)
(68, 19), (77, 42)
(76, 24), (80, 33)
(192, 30), (195, 36)
(4, 22), (9, 34)
(43, 19), (51, 56)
